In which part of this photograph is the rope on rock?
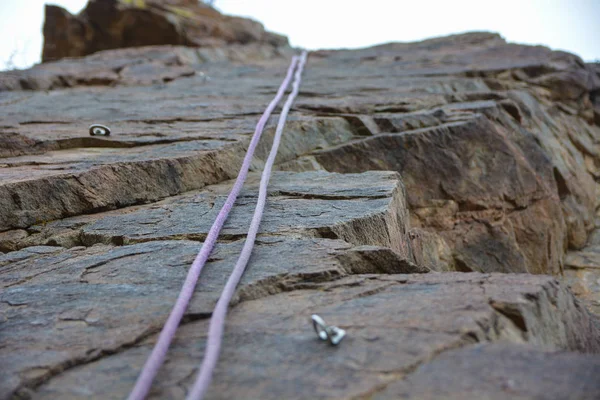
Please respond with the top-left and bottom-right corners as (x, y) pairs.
(128, 54), (303, 400)
(187, 50), (308, 400)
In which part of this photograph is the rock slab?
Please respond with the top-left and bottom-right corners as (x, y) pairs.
(1, 27), (600, 400)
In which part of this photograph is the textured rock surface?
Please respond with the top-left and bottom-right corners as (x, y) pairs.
(564, 222), (600, 316)
(42, 0), (287, 63)
(2, 29), (600, 399)
(1, 45), (292, 91)
(373, 344), (600, 400)
(5, 273), (600, 399)
(17, 171), (411, 256)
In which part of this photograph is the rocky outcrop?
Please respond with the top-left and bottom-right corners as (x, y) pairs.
(374, 344), (600, 399)
(565, 225), (600, 315)
(1, 41), (292, 92)
(42, 0), (288, 63)
(1, 31), (600, 399)
(4, 273), (597, 399)
(294, 34), (600, 276)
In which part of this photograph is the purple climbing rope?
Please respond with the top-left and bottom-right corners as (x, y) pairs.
(186, 50), (308, 400)
(128, 55), (301, 400)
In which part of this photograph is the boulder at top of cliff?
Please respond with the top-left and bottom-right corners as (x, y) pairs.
(42, 0), (288, 63)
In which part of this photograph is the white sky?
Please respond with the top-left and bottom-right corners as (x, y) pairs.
(1, 0), (599, 70)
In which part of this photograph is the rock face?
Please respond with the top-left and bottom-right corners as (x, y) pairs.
(374, 343), (600, 400)
(565, 228), (600, 315)
(42, 0), (288, 63)
(1, 28), (600, 399)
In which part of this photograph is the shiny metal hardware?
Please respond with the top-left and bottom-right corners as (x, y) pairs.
(311, 314), (346, 345)
(89, 124), (111, 136)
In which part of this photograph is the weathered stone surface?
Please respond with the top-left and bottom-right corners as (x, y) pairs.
(373, 344), (600, 399)
(42, 0), (287, 63)
(0, 245), (62, 266)
(2, 29), (600, 400)
(13, 171), (410, 257)
(0, 169), (421, 397)
(0, 112), (357, 231)
(18, 273), (600, 399)
(3, 32), (598, 276)
(0, 239), (422, 398)
(564, 218), (600, 316)
(285, 33), (600, 275)
(0, 44), (293, 91)
(310, 112), (566, 275)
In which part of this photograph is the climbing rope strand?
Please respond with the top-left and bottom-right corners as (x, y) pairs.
(128, 56), (300, 400)
(186, 50), (308, 400)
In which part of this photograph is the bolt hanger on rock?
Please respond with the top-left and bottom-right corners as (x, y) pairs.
(312, 314), (346, 345)
(89, 124), (111, 136)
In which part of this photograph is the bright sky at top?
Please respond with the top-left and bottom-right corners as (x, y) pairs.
(0, 0), (599, 70)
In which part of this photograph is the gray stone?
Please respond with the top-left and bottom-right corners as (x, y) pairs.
(2, 30), (600, 400)
(27, 273), (600, 400)
(0, 238), (424, 398)
(373, 344), (600, 400)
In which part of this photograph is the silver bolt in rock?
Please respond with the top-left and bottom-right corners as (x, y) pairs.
(311, 314), (346, 345)
(89, 124), (111, 136)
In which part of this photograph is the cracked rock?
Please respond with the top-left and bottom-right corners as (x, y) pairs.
(29, 273), (600, 399)
(1, 25), (600, 400)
